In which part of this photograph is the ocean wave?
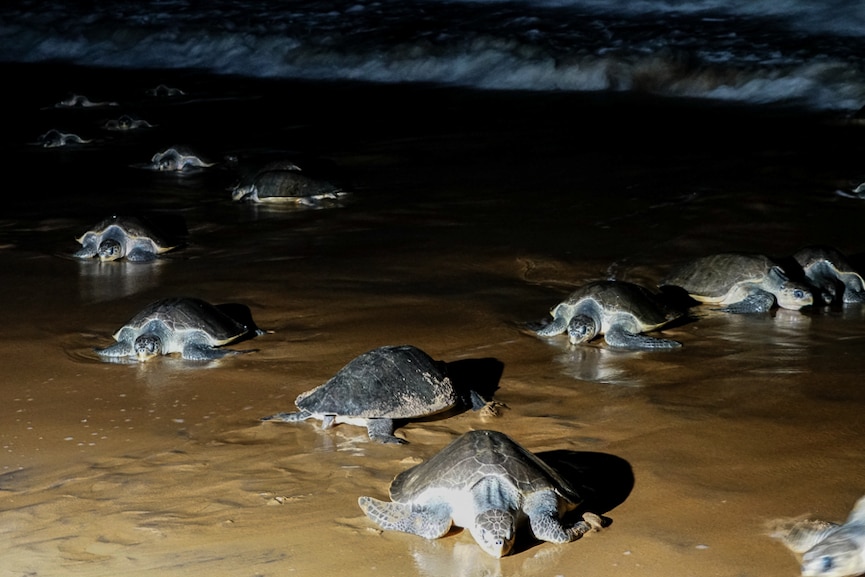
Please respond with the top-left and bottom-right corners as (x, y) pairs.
(2, 0), (864, 110)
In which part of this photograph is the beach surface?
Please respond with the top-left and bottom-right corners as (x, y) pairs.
(1, 64), (865, 577)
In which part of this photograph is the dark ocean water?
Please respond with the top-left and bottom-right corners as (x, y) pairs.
(2, 0), (865, 110)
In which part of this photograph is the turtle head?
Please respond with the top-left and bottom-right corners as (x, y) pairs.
(566, 314), (597, 345)
(231, 183), (256, 202)
(133, 334), (162, 361)
(777, 282), (813, 310)
(470, 509), (516, 558)
(801, 535), (860, 577)
(97, 238), (124, 261)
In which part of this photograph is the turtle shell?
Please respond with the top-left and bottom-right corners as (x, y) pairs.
(77, 215), (176, 251)
(555, 280), (678, 332)
(295, 345), (457, 419)
(116, 297), (248, 345)
(662, 253), (777, 301)
(389, 430), (581, 505)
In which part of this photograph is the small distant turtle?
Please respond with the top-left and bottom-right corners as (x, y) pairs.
(96, 297), (258, 362)
(74, 215), (179, 262)
(661, 253), (813, 313)
(535, 280), (682, 350)
(54, 94), (118, 108)
(261, 345), (493, 444)
(231, 160), (344, 204)
(793, 246), (865, 305)
(143, 147), (215, 171)
(769, 495), (865, 577)
(102, 114), (154, 131)
(358, 429), (605, 558)
(32, 129), (92, 148)
(145, 84), (186, 97)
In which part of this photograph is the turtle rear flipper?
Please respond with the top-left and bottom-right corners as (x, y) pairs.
(358, 496), (452, 539)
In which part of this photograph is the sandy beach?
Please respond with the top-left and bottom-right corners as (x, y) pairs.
(1, 63), (865, 577)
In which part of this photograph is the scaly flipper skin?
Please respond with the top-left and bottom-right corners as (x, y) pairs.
(366, 418), (405, 444)
(535, 316), (568, 337)
(260, 411), (312, 423)
(604, 326), (682, 350)
(181, 342), (238, 361)
(717, 290), (775, 313)
(358, 497), (453, 539)
(95, 341), (133, 358)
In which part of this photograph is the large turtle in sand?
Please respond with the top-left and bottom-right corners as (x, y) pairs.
(231, 160), (344, 204)
(793, 246), (865, 305)
(535, 280), (682, 350)
(96, 297), (259, 362)
(261, 345), (495, 444)
(769, 494), (865, 577)
(661, 252), (813, 313)
(358, 429), (605, 558)
(74, 215), (179, 262)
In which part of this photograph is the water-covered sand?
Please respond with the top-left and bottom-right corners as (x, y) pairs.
(1, 64), (865, 577)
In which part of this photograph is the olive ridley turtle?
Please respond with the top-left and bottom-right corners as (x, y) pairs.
(770, 494), (865, 577)
(74, 215), (179, 262)
(143, 147), (215, 171)
(33, 129), (92, 148)
(793, 246), (865, 305)
(231, 160), (344, 204)
(661, 252), (813, 313)
(261, 345), (495, 444)
(358, 429), (605, 557)
(535, 280), (682, 350)
(96, 297), (259, 362)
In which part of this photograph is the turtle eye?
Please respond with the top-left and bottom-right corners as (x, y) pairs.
(793, 289), (805, 299)
(820, 555), (834, 572)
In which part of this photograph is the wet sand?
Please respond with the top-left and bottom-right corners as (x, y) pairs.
(1, 63), (865, 577)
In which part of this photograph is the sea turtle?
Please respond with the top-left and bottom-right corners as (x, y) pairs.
(96, 297), (258, 362)
(102, 114), (154, 131)
(145, 84), (185, 97)
(792, 246), (865, 305)
(661, 252), (813, 313)
(54, 94), (118, 108)
(231, 160), (344, 204)
(358, 429), (605, 558)
(33, 129), (91, 148)
(535, 280), (682, 350)
(143, 147), (215, 171)
(74, 215), (179, 262)
(769, 494), (865, 577)
(261, 345), (493, 444)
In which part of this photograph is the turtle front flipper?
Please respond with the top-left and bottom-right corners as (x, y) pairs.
(366, 418), (406, 444)
(604, 326), (682, 350)
(181, 342), (239, 360)
(839, 271), (865, 303)
(768, 518), (840, 553)
(535, 315), (568, 337)
(95, 341), (133, 358)
(260, 410), (314, 423)
(717, 290), (776, 313)
(126, 246), (158, 262)
(74, 236), (99, 259)
(358, 496), (453, 539)
(524, 490), (573, 544)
